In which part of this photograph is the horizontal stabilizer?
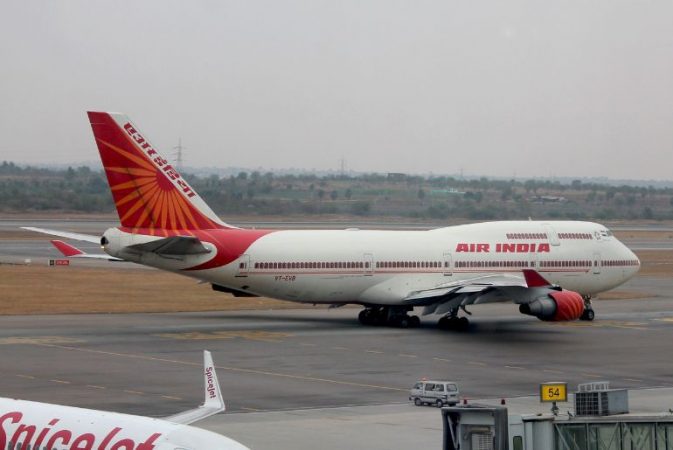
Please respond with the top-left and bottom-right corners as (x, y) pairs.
(50, 240), (123, 261)
(165, 350), (225, 425)
(51, 240), (84, 257)
(127, 236), (211, 256)
(22, 227), (100, 243)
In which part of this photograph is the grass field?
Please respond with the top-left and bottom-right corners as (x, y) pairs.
(0, 265), (299, 315)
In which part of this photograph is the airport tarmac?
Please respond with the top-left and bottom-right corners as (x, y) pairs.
(1, 289), (673, 449)
(2, 218), (673, 448)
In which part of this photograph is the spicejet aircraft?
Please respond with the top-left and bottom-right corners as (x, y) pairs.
(0, 351), (249, 450)
(26, 112), (641, 330)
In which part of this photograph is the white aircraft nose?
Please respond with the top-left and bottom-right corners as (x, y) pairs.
(621, 243), (641, 280)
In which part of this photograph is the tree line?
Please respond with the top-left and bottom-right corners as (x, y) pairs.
(2, 161), (673, 221)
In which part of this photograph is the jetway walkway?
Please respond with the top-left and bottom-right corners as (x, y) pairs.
(442, 404), (673, 450)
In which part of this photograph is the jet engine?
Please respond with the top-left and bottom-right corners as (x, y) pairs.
(519, 290), (585, 321)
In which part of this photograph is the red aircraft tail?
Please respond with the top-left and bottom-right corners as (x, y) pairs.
(87, 112), (230, 232)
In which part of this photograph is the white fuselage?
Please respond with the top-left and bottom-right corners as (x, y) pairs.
(0, 398), (248, 450)
(105, 221), (639, 306)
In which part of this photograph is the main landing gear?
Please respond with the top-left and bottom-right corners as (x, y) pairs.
(580, 295), (595, 321)
(437, 308), (470, 331)
(358, 306), (421, 328)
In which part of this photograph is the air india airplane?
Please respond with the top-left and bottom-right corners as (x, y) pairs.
(0, 351), (250, 450)
(26, 112), (640, 330)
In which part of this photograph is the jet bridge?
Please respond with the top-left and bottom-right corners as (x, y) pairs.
(442, 404), (673, 450)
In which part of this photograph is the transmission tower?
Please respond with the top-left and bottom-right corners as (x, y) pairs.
(173, 138), (185, 170)
(339, 157), (346, 177)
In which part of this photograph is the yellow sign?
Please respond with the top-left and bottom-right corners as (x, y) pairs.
(540, 382), (568, 402)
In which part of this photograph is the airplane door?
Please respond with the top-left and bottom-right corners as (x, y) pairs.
(593, 252), (602, 275)
(543, 224), (560, 246)
(236, 254), (250, 277)
(443, 252), (453, 276)
(363, 253), (374, 276)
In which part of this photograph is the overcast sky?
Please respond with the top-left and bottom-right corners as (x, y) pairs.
(1, 1), (672, 179)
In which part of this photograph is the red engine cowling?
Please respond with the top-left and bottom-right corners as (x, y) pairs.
(519, 290), (585, 321)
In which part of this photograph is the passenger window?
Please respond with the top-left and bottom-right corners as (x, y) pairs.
(448, 384), (457, 391)
(413, 383), (422, 389)
(425, 383), (434, 391)
(435, 385), (444, 392)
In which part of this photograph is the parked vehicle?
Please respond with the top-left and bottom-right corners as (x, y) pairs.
(409, 380), (459, 407)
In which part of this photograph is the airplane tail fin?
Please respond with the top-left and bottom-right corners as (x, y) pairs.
(87, 112), (232, 231)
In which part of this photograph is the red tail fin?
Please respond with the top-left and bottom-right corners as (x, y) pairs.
(87, 112), (229, 232)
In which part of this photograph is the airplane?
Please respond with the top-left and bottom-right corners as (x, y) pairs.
(0, 351), (250, 450)
(25, 111), (641, 330)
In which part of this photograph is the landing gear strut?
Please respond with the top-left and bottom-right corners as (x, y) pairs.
(358, 306), (421, 328)
(580, 295), (595, 321)
(437, 308), (470, 331)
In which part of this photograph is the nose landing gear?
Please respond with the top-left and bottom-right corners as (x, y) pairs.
(580, 295), (595, 321)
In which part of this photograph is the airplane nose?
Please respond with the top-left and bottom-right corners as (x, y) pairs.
(623, 244), (640, 279)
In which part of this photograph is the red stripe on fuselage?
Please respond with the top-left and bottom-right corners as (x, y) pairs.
(187, 228), (274, 270)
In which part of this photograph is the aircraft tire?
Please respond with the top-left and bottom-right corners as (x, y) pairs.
(438, 316), (469, 331)
(457, 317), (470, 331)
(358, 309), (374, 325)
(580, 309), (595, 321)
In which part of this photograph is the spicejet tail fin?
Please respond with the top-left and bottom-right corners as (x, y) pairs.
(87, 112), (232, 231)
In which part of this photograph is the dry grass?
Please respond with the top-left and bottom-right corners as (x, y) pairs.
(633, 250), (673, 277)
(0, 265), (299, 315)
(614, 230), (673, 240)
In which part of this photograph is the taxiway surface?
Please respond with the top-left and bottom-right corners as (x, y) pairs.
(1, 293), (673, 448)
(2, 219), (673, 448)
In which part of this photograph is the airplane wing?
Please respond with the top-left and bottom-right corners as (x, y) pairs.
(50, 240), (122, 261)
(21, 226), (100, 243)
(403, 270), (564, 316)
(164, 350), (226, 425)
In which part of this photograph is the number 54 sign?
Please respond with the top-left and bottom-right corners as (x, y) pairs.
(540, 382), (568, 402)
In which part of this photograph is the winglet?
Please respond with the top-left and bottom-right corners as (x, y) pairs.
(203, 350), (225, 411)
(522, 269), (552, 288)
(164, 350), (226, 425)
(51, 240), (85, 257)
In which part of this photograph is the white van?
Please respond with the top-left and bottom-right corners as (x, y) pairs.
(409, 380), (459, 407)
